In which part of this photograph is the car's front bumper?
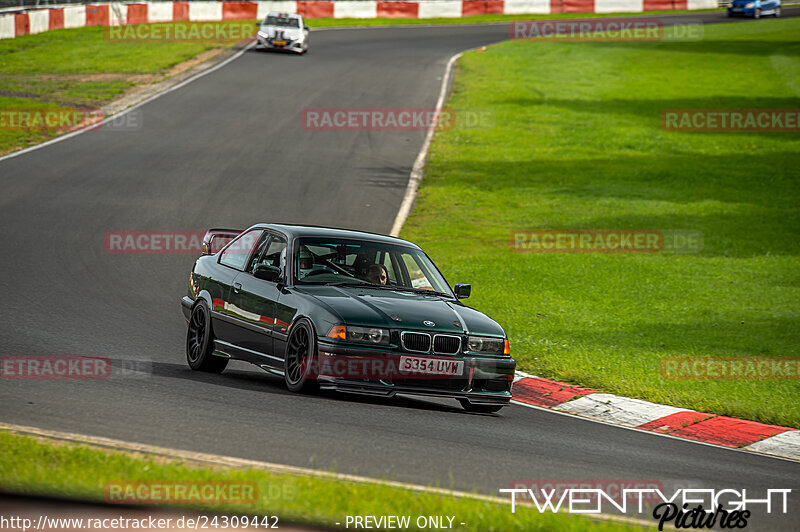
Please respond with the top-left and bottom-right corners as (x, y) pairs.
(316, 341), (516, 405)
(727, 6), (755, 15)
(256, 36), (304, 53)
(181, 296), (193, 321)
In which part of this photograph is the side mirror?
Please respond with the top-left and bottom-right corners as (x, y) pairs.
(254, 22), (260, 27)
(253, 264), (281, 282)
(454, 284), (471, 300)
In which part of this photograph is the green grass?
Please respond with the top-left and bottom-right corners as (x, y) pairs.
(0, 23), (243, 75)
(0, 432), (648, 531)
(0, 10), (720, 155)
(0, 22), (247, 153)
(402, 19), (800, 428)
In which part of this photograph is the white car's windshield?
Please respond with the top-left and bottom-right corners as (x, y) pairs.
(265, 16), (300, 27)
(293, 238), (454, 296)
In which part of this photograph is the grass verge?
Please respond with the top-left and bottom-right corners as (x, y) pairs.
(0, 22), (249, 154)
(401, 19), (800, 427)
(0, 10), (723, 154)
(0, 431), (648, 531)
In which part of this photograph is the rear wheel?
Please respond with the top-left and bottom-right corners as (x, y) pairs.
(284, 319), (318, 393)
(459, 400), (504, 414)
(186, 301), (228, 373)
(775, 6), (781, 17)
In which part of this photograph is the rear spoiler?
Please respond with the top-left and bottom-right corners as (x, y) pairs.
(202, 228), (244, 255)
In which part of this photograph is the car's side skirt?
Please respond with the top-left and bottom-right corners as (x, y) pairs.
(213, 339), (284, 369)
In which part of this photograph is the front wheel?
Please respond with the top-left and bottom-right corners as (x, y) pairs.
(459, 400), (504, 414)
(284, 319), (318, 393)
(754, 8), (761, 18)
(775, 6), (781, 17)
(186, 301), (228, 373)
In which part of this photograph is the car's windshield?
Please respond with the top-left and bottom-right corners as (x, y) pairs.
(293, 238), (453, 296)
(265, 16), (299, 27)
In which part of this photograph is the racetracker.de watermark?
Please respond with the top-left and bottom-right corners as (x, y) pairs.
(0, 108), (142, 132)
(105, 22), (255, 43)
(302, 354), (502, 381)
(104, 482), (259, 505)
(510, 230), (703, 254)
(509, 18), (702, 42)
(1, 356), (110, 379)
(0, 356), (153, 379)
(661, 109), (800, 132)
(301, 107), (494, 131)
(661, 357), (800, 380)
(105, 230), (205, 254)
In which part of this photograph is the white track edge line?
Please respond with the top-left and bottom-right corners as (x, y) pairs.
(389, 49), (464, 237)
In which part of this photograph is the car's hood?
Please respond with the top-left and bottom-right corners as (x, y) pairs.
(297, 285), (505, 337)
(259, 25), (303, 38)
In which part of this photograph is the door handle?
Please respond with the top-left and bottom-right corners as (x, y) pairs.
(233, 282), (242, 293)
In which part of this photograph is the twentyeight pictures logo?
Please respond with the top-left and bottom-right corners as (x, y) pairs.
(499, 487), (792, 530)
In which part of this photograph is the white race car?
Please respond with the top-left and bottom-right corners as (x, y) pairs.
(255, 12), (309, 54)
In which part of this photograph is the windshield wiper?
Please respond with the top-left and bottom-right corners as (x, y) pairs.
(391, 286), (454, 298)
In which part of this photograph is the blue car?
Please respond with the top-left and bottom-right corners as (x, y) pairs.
(727, 0), (781, 18)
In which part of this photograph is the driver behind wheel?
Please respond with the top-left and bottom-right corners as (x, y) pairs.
(366, 264), (388, 285)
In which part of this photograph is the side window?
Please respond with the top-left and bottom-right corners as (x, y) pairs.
(247, 232), (272, 273)
(219, 229), (263, 271)
(258, 236), (287, 270)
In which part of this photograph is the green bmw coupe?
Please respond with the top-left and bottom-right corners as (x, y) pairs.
(182, 224), (516, 413)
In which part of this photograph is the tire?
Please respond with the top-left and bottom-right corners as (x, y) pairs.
(754, 8), (761, 18)
(459, 399), (504, 414)
(186, 300), (228, 373)
(775, 6), (781, 17)
(284, 319), (319, 393)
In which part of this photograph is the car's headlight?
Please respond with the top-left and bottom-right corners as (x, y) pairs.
(327, 325), (390, 345)
(745, 2), (754, 7)
(257, 31), (267, 39)
(727, 2), (733, 6)
(466, 336), (509, 355)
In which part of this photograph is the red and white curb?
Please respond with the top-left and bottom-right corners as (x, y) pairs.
(512, 371), (800, 461)
(0, 0), (718, 40)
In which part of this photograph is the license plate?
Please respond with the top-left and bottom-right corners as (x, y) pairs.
(733, 7), (742, 10)
(399, 356), (464, 376)
(273, 40), (287, 46)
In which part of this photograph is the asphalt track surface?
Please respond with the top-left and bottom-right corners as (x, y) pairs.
(2, 10), (800, 530)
